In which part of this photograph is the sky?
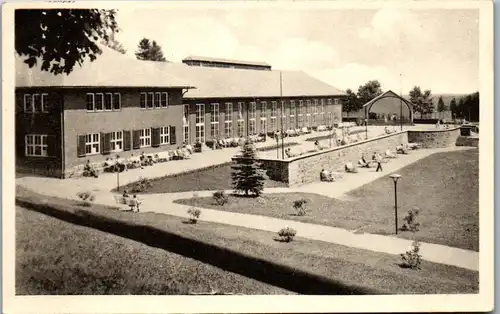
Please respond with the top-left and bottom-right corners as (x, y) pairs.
(115, 7), (479, 94)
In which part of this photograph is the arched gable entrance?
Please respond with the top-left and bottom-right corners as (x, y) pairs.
(363, 90), (413, 123)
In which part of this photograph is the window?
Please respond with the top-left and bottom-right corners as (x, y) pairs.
(161, 92), (168, 108)
(140, 93), (147, 109)
(110, 131), (123, 152)
(211, 103), (219, 139)
(113, 93), (121, 110)
(312, 99), (318, 125)
(196, 104), (205, 143)
(249, 102), (257, 135)
(334, 98), (340, 105)
(85, 133), (100, 155)
(25, 134), (48, 157)
(281, 100), (286, 117)
(260, 101), (267, 133)
(327, 99), (332, 105)
(298, 100), (304, 127)
(95, 93), (104, 111)
(140, 128), (151, 147)
(271, 101), (277, 131)
(320, 99), (325, 125)
(104, 93), (112, 111)
(24, 93), (49, 113)
(224, 103), (233, 138)
(290, 100), (296, 129)
(160, 126), (170, 145)
(183, 104), (189, 144)
(147, 92), (154, 109)
(237, 102), (245, 137)
(155, 93), (161, 109)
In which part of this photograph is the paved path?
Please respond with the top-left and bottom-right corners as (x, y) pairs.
(16, 143), (479, 271)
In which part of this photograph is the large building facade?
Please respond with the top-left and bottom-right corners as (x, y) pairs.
(15, 49), (344, 178)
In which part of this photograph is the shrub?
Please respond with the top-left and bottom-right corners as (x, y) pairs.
(76, 191), (95, 206)
(293, 199), (308, 216)
(231, 141), (265, 197)
(131, 177), (152, 193)
(401, 208), (420, 232)
(400, 240), (423, 269)
(277, 226), (297, 242)
(212, 190), (229, 206)
(187, 207), (201, 224)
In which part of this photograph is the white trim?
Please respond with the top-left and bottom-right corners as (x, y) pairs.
(110, 131), (123, 152)
(85, 133), (100, 155)
(162, 92), (169, 108)
(25, 134), (48, 157)
(113, 93), (121, 111)
(140, 128), (152, 147)
(104, 93), (113, 111)
(155, 92), (162, 109)
(140, 92), (147, 109)
(160, 126), (170, 145)
(147, 92), (154, 109)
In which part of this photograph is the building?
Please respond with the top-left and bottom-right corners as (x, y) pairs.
(363, 90), (413, 123)
(15, 47), (344, 178)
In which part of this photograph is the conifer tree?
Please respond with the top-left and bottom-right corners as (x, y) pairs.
(231, 141), (265, 197)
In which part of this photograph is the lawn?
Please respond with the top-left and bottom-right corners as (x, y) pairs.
(16, 187), (478, 294)
(118, 162), (287, 194)
(176, 149), (479, 251)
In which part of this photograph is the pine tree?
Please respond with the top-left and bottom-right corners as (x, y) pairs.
(135, 38), (166, 62)
(231, 141), (265, 197)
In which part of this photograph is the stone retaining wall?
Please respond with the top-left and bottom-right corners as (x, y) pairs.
(258, 131), (408, 186)
(407, 127), (460, 148)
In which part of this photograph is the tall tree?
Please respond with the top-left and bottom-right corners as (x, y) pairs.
(449, 98), (457, 119)
(357, 80), (383, 107)
(342, 89), (359, 113)
(436, 96), (447, 118)
(457, 92), (479, 121)
(231, 141), (265, 197)
(409, 86), (434, 118)
(135, 38), (167, 61)
(16, 9), (118, 75)
(102, 31), (127, 55)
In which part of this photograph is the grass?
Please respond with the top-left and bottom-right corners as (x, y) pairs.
(118, 162), (287, 194)
(176, 149), (479, 251)
(16, 187), (478, 294)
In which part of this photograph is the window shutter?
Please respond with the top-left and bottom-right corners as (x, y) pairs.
(101, 132), (112, 154)
(151, 127), (161, 147)
(132, 130), (141, 149)
(170, 126), (176, 145)
(77, 135), (86, 157)
(123, 130), (131, 151)
(47, 135), (58, 157)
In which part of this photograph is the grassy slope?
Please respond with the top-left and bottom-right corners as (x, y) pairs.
(16, 188), (478, 295)
(176, 150), (479, 251)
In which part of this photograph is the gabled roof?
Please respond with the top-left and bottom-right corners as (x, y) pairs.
(363, 90), (413, 110)
(16, 46), (194, 89)
(182, 56), (271, 68)
(163, 63), (345, 99)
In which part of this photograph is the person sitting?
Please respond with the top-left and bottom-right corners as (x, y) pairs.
(285, 148), (298, 158)
(83, 160), (99, 178)
(396, 144), (409, 154)
(103, 158), (115, 172)
(407, 143), (419, 150)
(384, 126), (391, 134)
(345, 162), (358, 173)
(385, 149), (397, 158)
(358, 155), (370, 168)
(320, 169), (331, 181)
(185, 144), (194, 154)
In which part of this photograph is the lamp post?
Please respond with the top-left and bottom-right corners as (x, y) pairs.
(116, 168), (120, 192)
(390, 174), (402, 234)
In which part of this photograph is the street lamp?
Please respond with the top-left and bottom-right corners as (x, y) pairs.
(390, 174), (402, 234)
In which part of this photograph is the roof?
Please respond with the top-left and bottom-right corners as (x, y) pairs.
(16, 46), (345, 98)
(163, 63), (345, 99)
(362, 90), (413, 110)
(182, 56), (271, 68)
(16, 46), (195, 89)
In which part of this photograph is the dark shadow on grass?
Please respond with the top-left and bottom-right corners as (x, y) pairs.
(16, 198), (383, 296)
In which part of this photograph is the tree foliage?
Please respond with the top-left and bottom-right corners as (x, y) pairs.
(231, 141), (265, 197)
(102, 32), (127, 55)
(409, 86), (434, 118)
(342, 89), (359, 113)
(456, 92), (479, 121)
(357, 80), (383, 106)
(437, 96), (447, 112)
(449, 98), (458, 118)
(135, 38), (167, 62)
(15, 9), (119, 75)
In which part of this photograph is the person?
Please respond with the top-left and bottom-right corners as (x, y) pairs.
(396, 144), (408, 154)
(320, 168), (330, 181)
(345, 162), (357, 173)
(83, 160), (98, 178)
(385, 149), (397, 158)
(358, 155), (370, 167)
(375, 159), (383, 172)
(122, 190), (129, 198)
(384, 126), (390, 134)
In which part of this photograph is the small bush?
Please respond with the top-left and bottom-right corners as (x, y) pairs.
(277, 226), (297, 242)
(76, 191), (95, 206)
(213, 190), (229, 206)
(293, 199), (308, 216)
(131, 177), (153, 193)
(187, 207), (201, 224)
(400, 240), (423, 269)
(401, 208), (420, 232)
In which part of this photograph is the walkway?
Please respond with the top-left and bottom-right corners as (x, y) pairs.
(16, 144), (479, 271)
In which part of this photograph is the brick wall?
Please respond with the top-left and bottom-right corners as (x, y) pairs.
(63, 88), (184, 177)
(258, 131), (408, 186)
(407, 127), (460, 148)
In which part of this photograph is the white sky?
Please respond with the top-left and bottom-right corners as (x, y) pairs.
(115, 7), (479, 94)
